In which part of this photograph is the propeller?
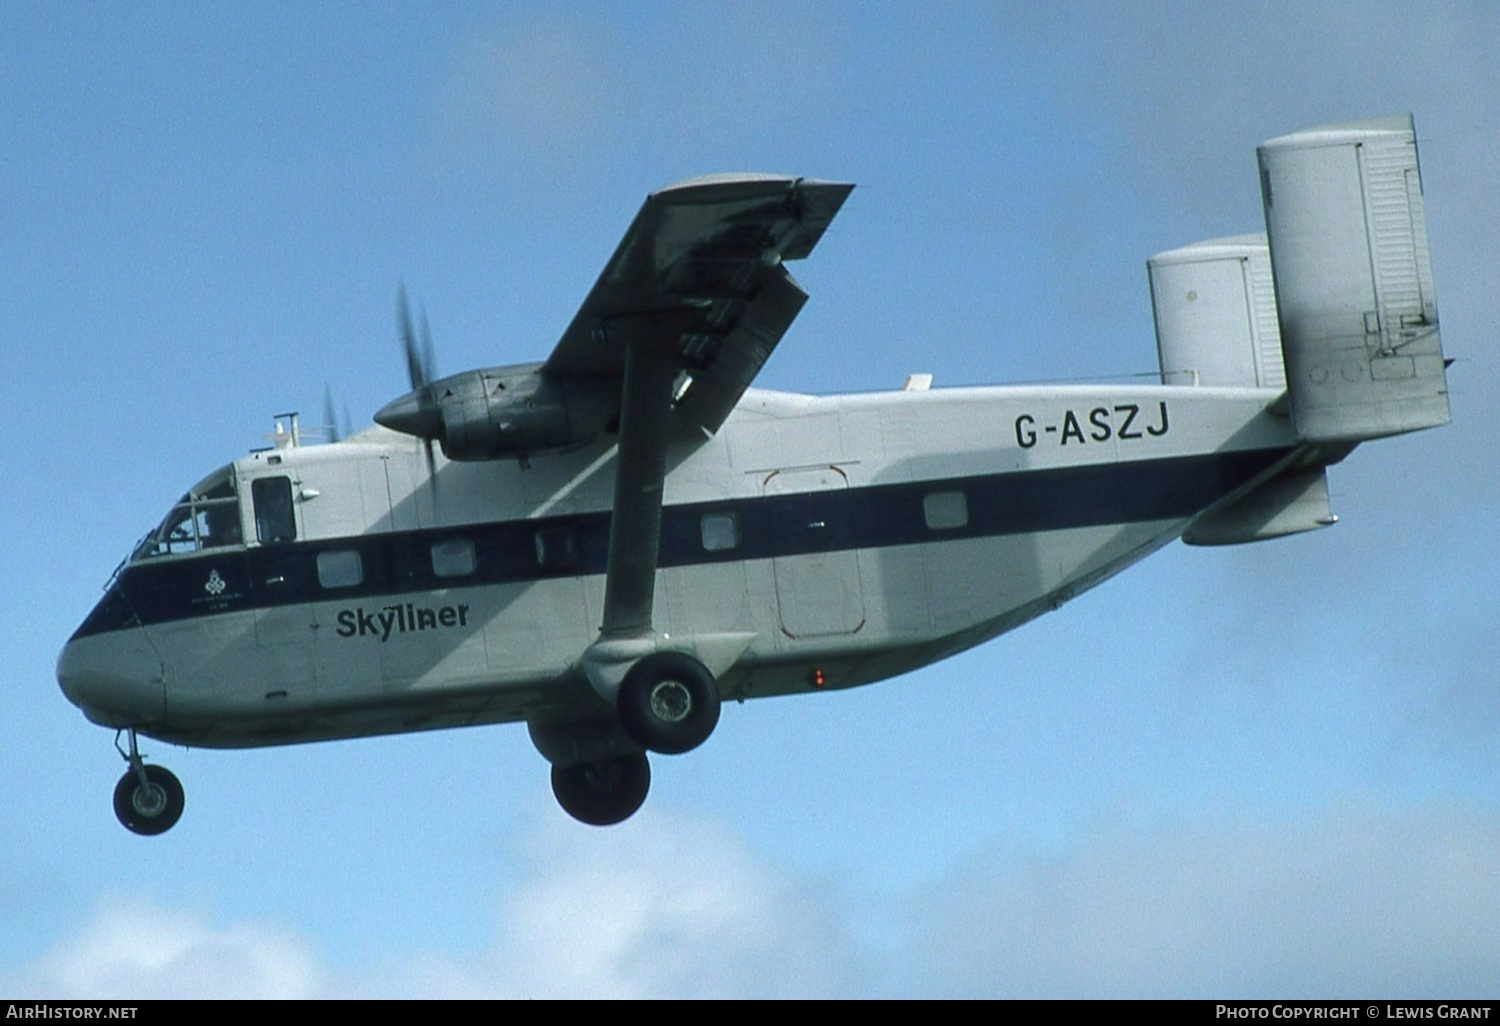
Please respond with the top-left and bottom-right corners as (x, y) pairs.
(395, 283), (441, 487)
(323, 385), (340, 443)
(322, 385), (353, 443)
(399, 284), (437, 394)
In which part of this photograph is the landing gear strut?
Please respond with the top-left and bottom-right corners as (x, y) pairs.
(550, 753), (651, 826)
(112, 729), (184, 836)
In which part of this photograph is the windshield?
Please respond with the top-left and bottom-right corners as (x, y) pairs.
(132, 465), (244, 560)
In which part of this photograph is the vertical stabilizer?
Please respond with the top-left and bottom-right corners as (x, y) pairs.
(1258, 114), (1448, 442)
(1149, 234), (1284, 389)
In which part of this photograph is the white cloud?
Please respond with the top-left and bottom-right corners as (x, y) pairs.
(900, 800), (1500, 998)
(410, 810), (849, 998)
(10, 801), (1500, 998)
(5, 900), (325, 999)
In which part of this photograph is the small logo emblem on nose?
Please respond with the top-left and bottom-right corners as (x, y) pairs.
(205, 569), (226, 596)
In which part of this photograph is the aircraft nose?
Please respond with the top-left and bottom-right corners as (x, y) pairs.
(57, 628), (166, 728)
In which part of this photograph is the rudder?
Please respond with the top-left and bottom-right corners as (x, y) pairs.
(1258, 114), (1449, 443)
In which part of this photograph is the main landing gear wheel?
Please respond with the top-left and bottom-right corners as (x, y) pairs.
(551, 753), (651, 826)
(616, 652), (721, 755)
(113, 764), (185, 836)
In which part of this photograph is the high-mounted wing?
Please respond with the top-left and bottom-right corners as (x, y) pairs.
(566, 175), (852, 692)
(375, 175), (853, 687)
(376, 176), (852, 461)
(546, 174), (853, 437)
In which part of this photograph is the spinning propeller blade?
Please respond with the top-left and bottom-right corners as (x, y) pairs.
(320, 385), (354, 444)
(396, 284), (440, 487)
(398, 284), (436, 390)
(322, 385), (340, 443)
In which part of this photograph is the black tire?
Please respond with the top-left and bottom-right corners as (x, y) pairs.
(113, 764), (185, 836)
(617, 652), (721, 755)
(551, 753), (651, 827)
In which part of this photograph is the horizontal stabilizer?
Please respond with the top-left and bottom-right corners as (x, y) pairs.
(1258, 114), (1449, 442)
(1184, 465), (1335, 546)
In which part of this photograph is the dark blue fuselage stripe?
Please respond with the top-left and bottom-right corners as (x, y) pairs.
(71, 447), (1292, 640)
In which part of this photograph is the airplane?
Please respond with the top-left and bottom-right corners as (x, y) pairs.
(57, 115), (1450, 834)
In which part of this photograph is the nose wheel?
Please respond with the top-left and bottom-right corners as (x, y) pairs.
(112, 730), (184, 835)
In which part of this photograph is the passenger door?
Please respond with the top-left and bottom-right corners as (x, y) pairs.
(763, 466), (866, 638)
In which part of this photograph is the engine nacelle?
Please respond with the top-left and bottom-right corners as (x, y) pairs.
(375, 361), (618, 461)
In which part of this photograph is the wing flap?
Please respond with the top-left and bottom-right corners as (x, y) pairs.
(543, 175), (853, 411)
(673, 264), (808, 435)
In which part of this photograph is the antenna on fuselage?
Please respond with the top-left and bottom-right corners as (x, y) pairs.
(270, 411), (300, 449)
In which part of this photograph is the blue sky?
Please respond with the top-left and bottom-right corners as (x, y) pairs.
(4, 1), (1499, 997)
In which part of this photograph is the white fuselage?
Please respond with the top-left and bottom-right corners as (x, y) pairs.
(58, 382), (1298, 749)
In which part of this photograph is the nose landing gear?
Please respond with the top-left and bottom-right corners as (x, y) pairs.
(112, 729), (184, 835)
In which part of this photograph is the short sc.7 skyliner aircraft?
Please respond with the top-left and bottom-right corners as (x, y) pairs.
(59, 116), (1450, 833)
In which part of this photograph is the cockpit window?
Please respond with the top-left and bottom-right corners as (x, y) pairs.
(133, 466), (244, 560)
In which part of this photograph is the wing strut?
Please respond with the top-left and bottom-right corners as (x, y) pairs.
(600, 334), (675, 639)
(578, 325), (680, 701)
(570, 175), (854, 702)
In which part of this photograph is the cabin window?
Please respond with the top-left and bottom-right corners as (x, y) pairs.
(316, 549), (363, 589)
(923, 490), (968, 531)
(700, 512), (740, 552)
(431, 538), (476, 578)
(252, 477), (296, 544)
(534, 527), (577, 569)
